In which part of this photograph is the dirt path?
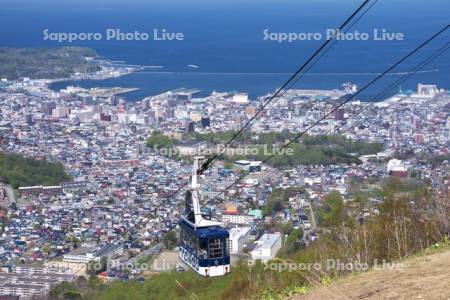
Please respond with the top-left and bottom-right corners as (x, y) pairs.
(291, 250), (450, 300)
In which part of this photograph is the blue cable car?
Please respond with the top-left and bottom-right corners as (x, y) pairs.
(179, 157), (231, 277)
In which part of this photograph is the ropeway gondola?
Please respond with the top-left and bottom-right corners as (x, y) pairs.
(179, 156), (230, 277)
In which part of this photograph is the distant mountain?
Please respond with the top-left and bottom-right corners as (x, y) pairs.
(0, 46), (100, 80)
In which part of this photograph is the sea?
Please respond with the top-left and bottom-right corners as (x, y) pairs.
(0, 0), (449, 101)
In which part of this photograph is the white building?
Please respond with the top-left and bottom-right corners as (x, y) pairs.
(229, 226), (251, 254)
(387, 159), (408, 176)
(63, 246), (97, 263)
(0, 283), (45, 299)
(52, 107), (70, 118)
(222, 213), (254, 225)
(231, 93), (249, 104)
(417, 83), (438, 97)
(0, 267), (73, 299)
(62, 243), (125, 264)
(117, 112), (137, 124)
(250, 233), (282, 262)
(304, 176), (322, 186)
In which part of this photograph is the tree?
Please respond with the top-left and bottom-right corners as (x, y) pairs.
(434, 191), (450, 239)
(42, 243), (52, 256)
(0, 47), (99, 80)
(321, 191), (345, 227)
(62, 290), (82, 300)
(163, 231), (177, 250)
(146, 132), (176, 150)
(48, 281), (81, 300)
(0, 152), (70, 189)
(223, 161), (233, 170)
(274, 221), (294, 236)
(279, 228), (303, 257)
(86, 257), (107, 276)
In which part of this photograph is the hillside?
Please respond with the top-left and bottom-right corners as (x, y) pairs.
(47, 179), (449, 300)
(151, 132), (383, 167)
(0, 152), (70, 188)
(292, 248), (450, 300)
(0, 47), (99, 80)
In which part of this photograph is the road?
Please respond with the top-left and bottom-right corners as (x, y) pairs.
(121, 242), (164, 266)
(2, 184), (15, 205)
(301, 201), (317, 245)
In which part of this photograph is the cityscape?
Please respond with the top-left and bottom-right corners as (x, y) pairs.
(0, 0), (449, 299)
(1, 70), (449, 298)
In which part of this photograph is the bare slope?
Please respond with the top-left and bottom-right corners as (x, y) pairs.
(292, 249), (450, 300)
